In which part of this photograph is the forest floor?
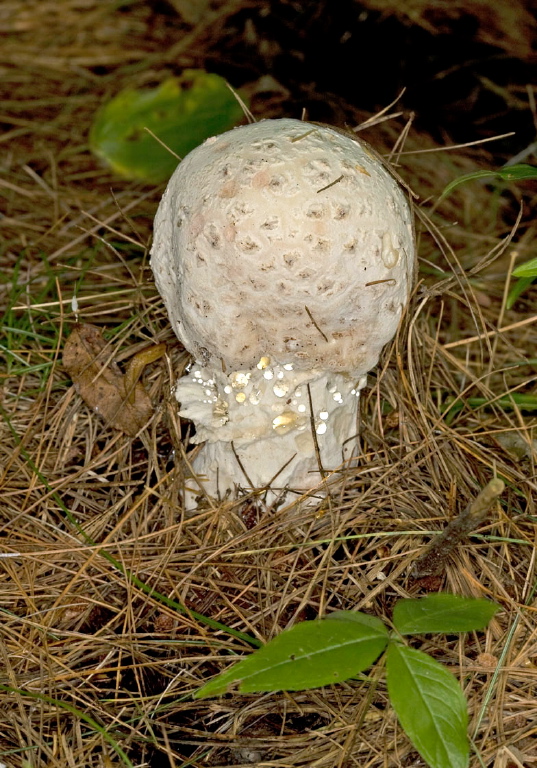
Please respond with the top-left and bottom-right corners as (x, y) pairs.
(1, 1), (536, 766)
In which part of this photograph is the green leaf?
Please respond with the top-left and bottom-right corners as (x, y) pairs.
(512, 257), (537, 278)
(499, 164), (537, 181)
(393, 593), (500, 635)
(440, 163), (537, 202)
(89, 70), (246, 183)
(194, 618), (389, 698)
(325, 609), (387, 633)
(386, 643), (469, 768)
(506, 276), (535, 308)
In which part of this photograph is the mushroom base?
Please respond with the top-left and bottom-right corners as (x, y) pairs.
(175, 361), (366, 509)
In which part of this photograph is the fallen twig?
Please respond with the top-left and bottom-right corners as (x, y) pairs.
(412, 478), (505, 582)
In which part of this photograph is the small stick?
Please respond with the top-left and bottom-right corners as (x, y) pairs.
(443, 314), (537, 349)
(304, 305), (329, 343)
(317, 174), (344, 193)
(306, 383), (327, 480)
(143, 127), (181, 160)
(231, 440), (255, 490)
(290, 129), (317, 142)
(365, 279), (396, 287)
(231, 443), (297, 498)
(412, 478), (505, 581)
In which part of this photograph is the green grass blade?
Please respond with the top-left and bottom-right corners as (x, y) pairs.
(439, 163), (537, 202)
(443, 392), (537, 419)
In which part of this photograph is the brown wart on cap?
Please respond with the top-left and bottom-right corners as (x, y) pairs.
(151, 118), (415, 507)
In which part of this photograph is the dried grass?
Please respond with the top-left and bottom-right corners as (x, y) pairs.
(1, 2), (537, 767)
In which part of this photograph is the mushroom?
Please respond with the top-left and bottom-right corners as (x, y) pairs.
(151, 118), (415, 507)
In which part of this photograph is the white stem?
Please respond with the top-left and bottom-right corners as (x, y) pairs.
(175, 358), (366, 508)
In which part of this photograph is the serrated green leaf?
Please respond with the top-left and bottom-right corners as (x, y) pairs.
(89, 70), (246, 183)
(194, 618), (389, 699)
(512, 257), (537, 278)
(440, 163), (537, 202)
(386, 644), (469, 768)
(325, 610), (387, 633)
(393, 593), (500, 635)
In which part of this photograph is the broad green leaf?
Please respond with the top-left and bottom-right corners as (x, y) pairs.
(194, 618), (389, 698)
(440, 163), (537, 202)
(89, 70), (246, 183)
(325, 609), (387, 633)
(512, 257), (537, 278)
(393, 594), (499, 635)
(387, 643), (469, 768)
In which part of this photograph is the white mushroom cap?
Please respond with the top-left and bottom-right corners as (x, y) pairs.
(151, 118), (414, 378)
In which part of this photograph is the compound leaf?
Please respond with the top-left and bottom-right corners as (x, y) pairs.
(387, 643), (469, 768)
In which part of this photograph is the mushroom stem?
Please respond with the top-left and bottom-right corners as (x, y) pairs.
(176, 359), (366, 507)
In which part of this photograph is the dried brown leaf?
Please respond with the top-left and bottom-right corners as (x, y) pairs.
(63, 324), (154, 437)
